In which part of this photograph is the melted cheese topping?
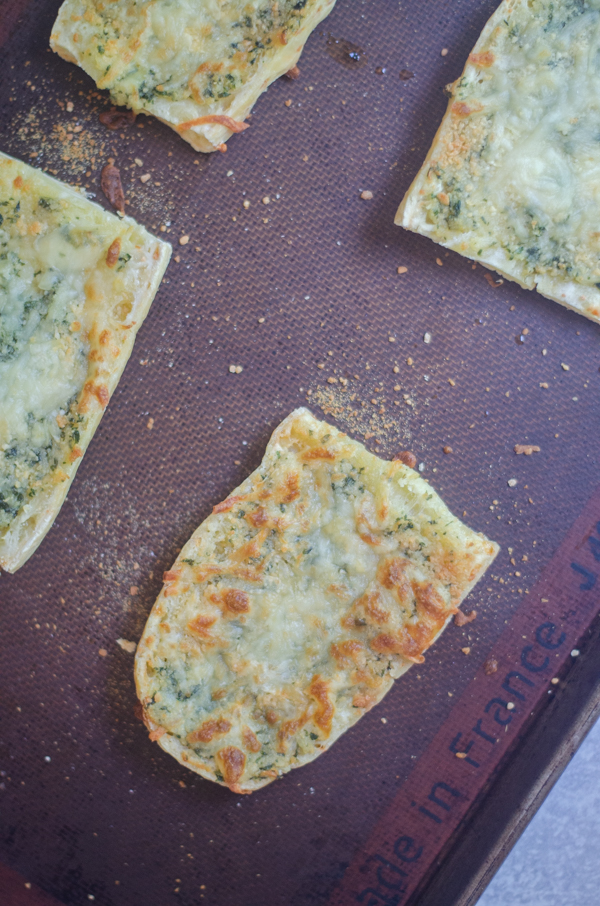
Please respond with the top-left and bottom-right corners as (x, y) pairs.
(397, 0), (600, 322)
(135, 408), (498, 792)
(0, 152), (171, 572)
(50, 0), (337, 152)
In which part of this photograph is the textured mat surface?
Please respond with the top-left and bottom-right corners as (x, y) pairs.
(1, 2), (600, 905)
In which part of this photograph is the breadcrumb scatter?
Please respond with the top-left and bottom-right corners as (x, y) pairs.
(514, 444), (540, 455)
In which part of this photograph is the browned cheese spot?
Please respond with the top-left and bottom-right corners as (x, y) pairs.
(149, 727), (166, 742)
(413, 582), (447, 622)
(242, 727), (262, 753)
(79, 381), (110, 412)
(211, 688), (227, 700)
(379, 557), (413, 602)
(216, 746), (247, 789)
(188, 718), (231, 744)
(221, 589), (250, 614)
(469, 51), (495, 68)
(302, 447), (336, 461)
(247, 506), (268, 527)
(370, 630), (426, 664)
(331, 640), (365, 665)
(106, 237), (121, 268)
(213, 495), (245, 514)
(309, 676), (334, 735)
(281, 472), (300, 502)
(277, 713), (309, 753)
(188, 614), (217, 639)
(451, 100), (484, 117)
(352, 693), (376, 710)
(359, 590), (389, 625)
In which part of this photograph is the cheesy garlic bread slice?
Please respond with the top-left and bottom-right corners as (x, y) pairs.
(135, 408), (498, 793)
(50, 0), (337, 153)
(0, 152), (171, 573)
(397, 0), (600, 324)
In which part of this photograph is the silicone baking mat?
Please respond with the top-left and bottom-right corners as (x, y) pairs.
(1, 2), (600, 905)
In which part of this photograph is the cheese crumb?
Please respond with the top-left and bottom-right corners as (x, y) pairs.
(140, 174), (151, 183)
(179, 235), (190, 246)
(360, 190), (374, 200)
(507, 478), (518, 487)
(116, 638), (137, 654)
(397, 266), (408, 275)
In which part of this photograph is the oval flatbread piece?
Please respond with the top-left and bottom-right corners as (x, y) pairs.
(135, 408), (498, 792)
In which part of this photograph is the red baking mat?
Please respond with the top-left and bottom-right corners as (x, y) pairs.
(1, 2), (600, 905)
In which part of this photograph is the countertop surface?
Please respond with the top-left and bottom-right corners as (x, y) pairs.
(476, 715), (600, 906)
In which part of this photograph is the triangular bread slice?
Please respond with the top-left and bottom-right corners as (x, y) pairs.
(50, 0), (337, 153)
(135, 408), (498, 793)
(396, 0), (600, 323)
(0, 152), (171, 573)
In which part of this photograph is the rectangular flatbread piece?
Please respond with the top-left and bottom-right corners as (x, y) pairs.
(50, 0), (337, 153)
(396, 0), (600, 324)
(0, 151), (171, 573)
(135, 408), (498, 793)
